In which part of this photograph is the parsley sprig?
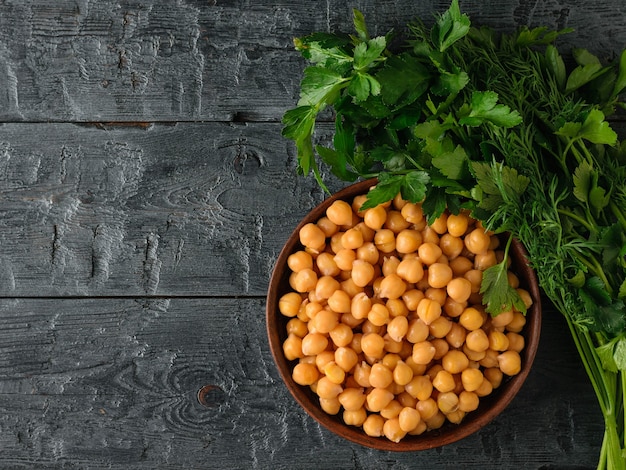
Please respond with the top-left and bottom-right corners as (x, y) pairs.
(282, 1), (626, 467)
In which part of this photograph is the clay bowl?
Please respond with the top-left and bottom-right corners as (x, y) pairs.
(266, 178), (541, 451)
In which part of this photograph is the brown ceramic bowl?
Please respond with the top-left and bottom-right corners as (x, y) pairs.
(266, 179), (541, 451)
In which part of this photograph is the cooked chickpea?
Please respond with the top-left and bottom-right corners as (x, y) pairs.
(464, 228), (491, 254)
(286, 318), (308, 338)
(442, 350), (469, 374)
(299, 223), (326, 251)
(401, 202), (424, 224)
(465, 328), (490, 352)
(488, 330), (510, 351)
(341, 227), (364, 250)
(312, 309), (338, 334)
(316, 252), (340, 277)
(301, 333), (328, 356)
(283, 334), (304, 361)
(351, 292), (372, 320)
(344, 408), (367, 427)
(416, 298), (442, 325)
(433, 370), (456, 393)
(506, 332), (525, 352)
(323, 361), (346, 384)
(287, 250), (313, 272)
(491, 309), (514, 328)
(412, 341), (436, 365)
(418, 242), (442, 265)
(326, 200), (354, 226)
(338, 388), (366, 411)
(406, 318), (430, 344)
(474, 250), (498, 270)
(396, 257), (424, 284)
(446, 212), (469, 237)
(399, 407), (422, 433)
(369, 363), (394, 389)
(437, 391), (459, 414)
(361, 333), (385, 358)
(393, 360), (414, 386)
(402, 289), (425, 311)
(334, 248), (356, 271)
(316, 376), (343, 399)
(278, 292), (303, 318)
(449, 256), (474, 277)
(484, 367), (504, 389)
(356, 242), (379, 265)
(374, 228), (396, 253)
(458, 391), (480, 412)
(498, 350), (522, 376)
(507, 311), (527, 333)
(362, 414), (385, 437)
(446, 277), (472, 304)
(319, 397), (341, 415)
(350, 259), (374, 287)
(353, 361), (372, 388)
(416, 397), (439, 420)
(329, 323), (353, 347)
(363, 205), (387, 230)
(396, 229), (423, 254)
(368, 303), (390, 326)
(445, 322), (467, 349)
(427, 263), (453, 289)
(379, 273), (407, 299)
(385, 210), (410, 233)
(461, 367), (484, 392)
(459, 307), (485, 331)
(387, 315), (409, 342)
(366, 387), (395, 412)
(383, 417), (407, 443)
(386, 298), (408, 318)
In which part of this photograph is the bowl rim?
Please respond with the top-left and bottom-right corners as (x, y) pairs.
(266, 178), (542, 451)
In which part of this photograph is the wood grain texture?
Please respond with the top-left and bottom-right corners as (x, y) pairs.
(0, 0), (624, 123)
(0, 122), (338, 297)
(0, 298), (603, 469)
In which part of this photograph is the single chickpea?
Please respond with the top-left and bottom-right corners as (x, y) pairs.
(299, 223), (326, 251)
(432, 370), (456, 393)
(366, 387), (395, 412)
(449, 256), (474, 277)
(369, 363), (394, 389)
(387, 315), (409, 342)
(465, 329), (490, 352)
(491, 309), (514, 328)
(464, 228), (491, 254)
(385, 211), (411, 233)
(320, 397), (341, 415)
(361, 333), (385, 358)
(353, 361), (372, 388)
(327, 289), (351, 314)
(416, 298), (442, 325)
(459, 307), (485, 331)
(429, 316), (453, 339)
(437, 391), (459, 414)
(446, 277), (473, 304)
(418, 242), (443, 266)
(461, 367), (484, 392)
(323, 361), (346, 384)
(301, 332), (329, 356)
(396, 229), (423, 254)
(484, 367), (504, 389)
(506, 332), (525, 352)
(416, 397), (439, 420)
(439, 233), (464, 259)
(278, 292), (303, 317)
(498, 350), (522, 376)
(363, 205), (388, 230)
(442, 350), (470, 374)
(402, 289), (425, 311)
(316, 376), (343, 399)
(329, 323), (353, 347)
(507, 311), (527, 333)
(343, 408), (367, 427)
(316, 252), (340, 277)
(446, 212), (469, 237)
(379, 273), (407, 300)
(406, 318), (430, 344)
(412, 341), (436, 365)
(445, 322), (467, 349)
(326, 200), (354, 226)
(374, 228), (396, 253)
(287, 250), (313, 273)
(393, 360), (414, 386)
(383, 417), (407, 443)
(283, 334), (304, 361)
(398, 407), (422, 433)
(351, 292), (372, 320)
(334, 248), (356, 271)
(286, 317), (308, 338)
(316, 216), (338, 238)
(362, 414), (385, 437)
(351, 259), (375, 287)
(338, 388), (366, 411)
(396, 257), (425, 283)
(368, 303), (390, 326)
(474, 250), (498, 270)
(356, 242), (379, 265)
(427, 263), (453, 289)
(341, 227), (364, 250)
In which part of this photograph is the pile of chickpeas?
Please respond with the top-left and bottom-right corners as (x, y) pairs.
(278, 190), (532, 442)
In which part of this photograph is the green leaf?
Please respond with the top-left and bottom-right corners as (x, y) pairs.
(432, 145), (468, 180)
(376, 54), (431, 106)
(557, 109), (617, 145)
(401, 171), (430, 203)
(565, 63), (607, 94)
(297, 67), (347, 106)
(619, 279), (626, 300)
(573, 48), (601, 66)
(613, 338), (626, 371)
(612, 49), (626, 98)
(294, 33), (352, 67)
(433, 0), (471, 52)
(347, 72), (371, 102)
(572, 159), (594, 204)
(315, 145), (357, 181)
(432, 69), (469, 96)
(352, 9), (369, 41)
(596, 341), (619, 373)
(421, 186), (448, 224)
(545, 44), (567, 90)
(360, 173), (404, 210)
(481, 258), (527, 315)
(459, 91), (522, 128)
(353, 36), (387, 70)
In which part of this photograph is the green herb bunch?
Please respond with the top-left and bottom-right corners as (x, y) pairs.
(282, 0), (626, 467)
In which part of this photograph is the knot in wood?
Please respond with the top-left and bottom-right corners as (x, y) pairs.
(233, 149), (262, 176)
(197, 384), (226, 408)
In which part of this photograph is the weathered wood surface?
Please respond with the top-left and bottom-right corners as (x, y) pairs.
(0, 0), (624, 122)
(0, 0), (623, 468)
(0, 298), (604, 469)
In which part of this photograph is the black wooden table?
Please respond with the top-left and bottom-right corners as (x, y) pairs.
(0, 1), (623, 468)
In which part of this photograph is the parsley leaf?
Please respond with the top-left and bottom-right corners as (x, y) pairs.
(481, 252), (527, 315)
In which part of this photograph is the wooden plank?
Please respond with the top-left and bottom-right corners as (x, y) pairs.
(0, 0), (624, 123)
(0, 121), (340, 297)
(0, 297), (604, 468)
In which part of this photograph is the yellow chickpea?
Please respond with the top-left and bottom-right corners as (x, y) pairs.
(484, 367), (504, 389)
(461, 367), (484, 392)
(393, 360), (414, 386)
(396, 257), (425, 284)
(506, 332), (525, 353)
(385, 210), (411, 233)
(412, 341), (436, 365)
(319, 396), (341, 415)
(343, 408), (367, 427)
(326, 199), (354, 226)
(433, 370), (456, 393)
(286, 318), (308, 338)
(338, 388), (366, 411)
(361, 333), (386, 358)
(278, 292), (303, 318)
(287, 250), (313, 273)
(416, 297), (442, 325)
(379, 273), (407, 300)
(396, 229), (423, 254)
(406, 318), (430, 344)
(283, 334), (304, 361)
(507, 311), (527, 333)
(491, 309), (514, 328)
(363, 205), (388, 230)
(427, 263), (453, 289)
(489, 330), (510, 351)
(437, 391), (459, 414)
(464, 228), (491, 254)
(327, 289), (351, 314)
(316, 376), (343, 399)
(333, 248), (356, 271)
(446, 277), (472, 304)
(356, 242), (379, 265)
(366, 387), (395, 412)
(362, 414), (385, 437)
(418, 242), (442, 266)
(416, 397), (439, 420)
(316, 252), (340, 277)
(323, 361), (346, 384)
(400, 202), (423, 224)
(439, 233), (464, 259)
(465, 328), (490, 352)
(459, 307), (485, 331)
(399, 407), (422, 433)
(369, 363), (394, 389)
(301, 333), (329, 356)
(445, 322), (467, 349)
(446, 212), (469, 237)
(341, 227), (364, 250)
(368, 303), (390, 326)
(474, 250), (498, 270)
(292, 362), (320, 386)
(351, 259), (375, 287)
(429, 316), (453, 339)
(458, 391), (480, 412)
(498, 350), (522, 376)
(299, 223), (326, 251)
(442, 350), (470, 374)
(387, 315), (409, 342)
(329, 323), (353, 347)
(383, 417), (407, 443)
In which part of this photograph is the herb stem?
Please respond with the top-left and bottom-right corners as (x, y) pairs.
(558, 208), (596, 234)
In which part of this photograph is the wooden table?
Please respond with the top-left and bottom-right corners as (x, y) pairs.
(0, 1), (622, 468)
